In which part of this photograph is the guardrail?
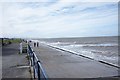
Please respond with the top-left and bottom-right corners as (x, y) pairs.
(27, 44), (48, 80)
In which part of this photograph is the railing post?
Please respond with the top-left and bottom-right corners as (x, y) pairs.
(33, 54), (36, 79)
(37, 61), (41, 80)
(27, 45), (32, 66)
(29, 52), (32, 66)
(27, 43), (29, 55)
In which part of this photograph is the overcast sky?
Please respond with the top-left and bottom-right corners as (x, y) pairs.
(0, 0), (119, 38)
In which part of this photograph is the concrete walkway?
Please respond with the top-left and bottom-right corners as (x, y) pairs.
(2, 43), (31, 79)
(32, 43), (119, 78)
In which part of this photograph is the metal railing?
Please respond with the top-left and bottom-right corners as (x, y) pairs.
(27, 44), (48, 80)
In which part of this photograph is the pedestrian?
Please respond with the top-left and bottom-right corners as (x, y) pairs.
(37, 42), (39, 47)
(34, 42), (36, 47)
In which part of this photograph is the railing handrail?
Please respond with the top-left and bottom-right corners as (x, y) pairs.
(33, 52), (39, 61)
(38, 62), (48, 78)
(27, 44), (48, 80)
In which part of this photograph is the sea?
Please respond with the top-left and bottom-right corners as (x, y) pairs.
(35, 36), (119, 67)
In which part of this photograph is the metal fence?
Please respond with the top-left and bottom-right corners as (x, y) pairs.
(27, 44), (48, 80)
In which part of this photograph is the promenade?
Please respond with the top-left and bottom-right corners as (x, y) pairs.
(2, 42), (31, 79)
(31, 43), (119, 78)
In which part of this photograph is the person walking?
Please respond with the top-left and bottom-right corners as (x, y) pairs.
(34, 42), (36, 47)
(37, 42), (39, 47)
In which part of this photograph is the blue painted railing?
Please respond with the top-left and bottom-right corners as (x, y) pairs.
(27, 44), (48, 80)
